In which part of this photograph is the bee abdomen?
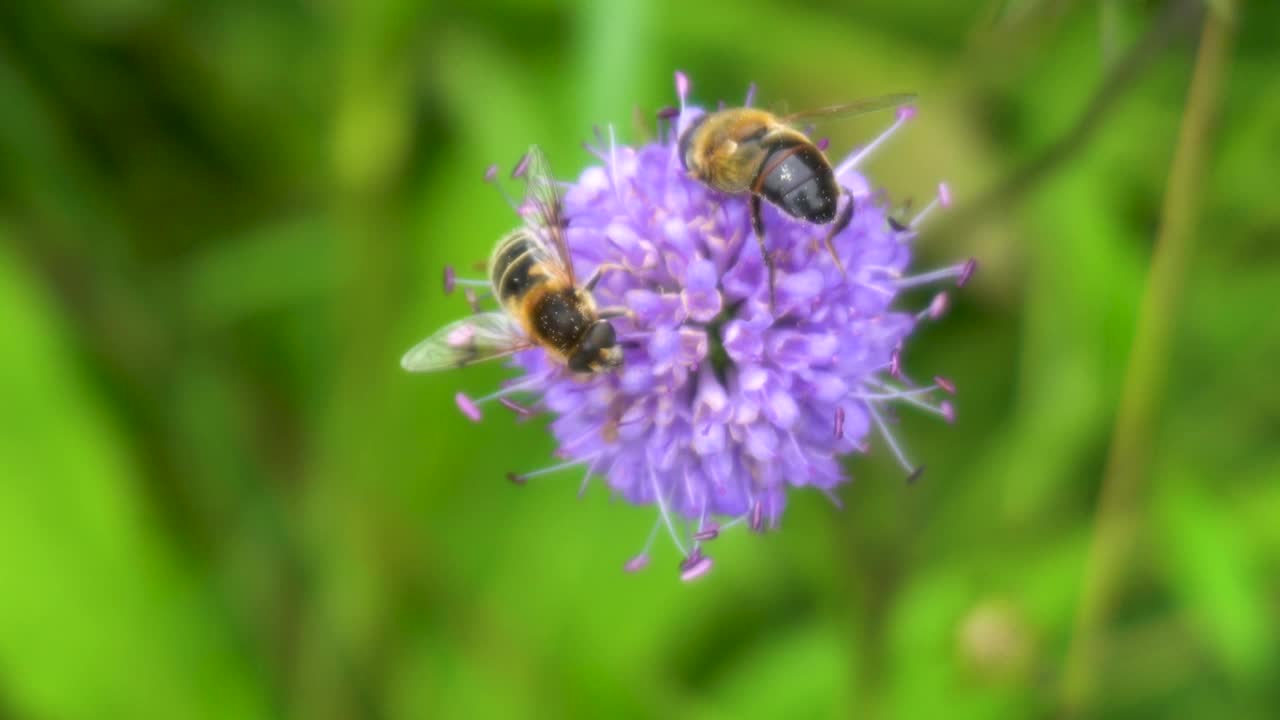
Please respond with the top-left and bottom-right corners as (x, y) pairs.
(758, 143), (839, 223)
(490, 230), (547, 304)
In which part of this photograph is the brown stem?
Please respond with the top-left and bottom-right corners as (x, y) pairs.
(1057, 3), (1236, 715)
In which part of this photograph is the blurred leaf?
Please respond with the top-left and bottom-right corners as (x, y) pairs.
(0, 234), (270, 719)
(1155, 470), (1269, 680)
(691, 620), (855, 720)
(182, 213), (338, 330)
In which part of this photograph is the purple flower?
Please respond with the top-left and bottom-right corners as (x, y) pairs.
(452, 73), (973, 581)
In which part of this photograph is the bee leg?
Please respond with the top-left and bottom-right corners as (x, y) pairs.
(597, 306), (634, 320)
(750, 194), (777, 310)
(821, 190), (854, 277)
(584, 262), (629, 292)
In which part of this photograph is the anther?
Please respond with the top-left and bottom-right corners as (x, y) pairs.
(957, 258), (978, 287)
(834, 406), (846, 438)
(934, 376), (956, 395)
(907, 465), (926, 484)
(675, 71), (690, 105)
(937, 182), (953, 208)
(923, 292), (949, 320)
(692, 522), (720, 541)
(443, 265), (456, 295)
(455, 392), (483, 422)
(680, 554), (713, 582)
(511, 151), (531, 179)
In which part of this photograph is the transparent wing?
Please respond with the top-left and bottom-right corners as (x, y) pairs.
(780, 93), (917, 125)
(400, 312), (533, 373)
(516, 145), (575, 285)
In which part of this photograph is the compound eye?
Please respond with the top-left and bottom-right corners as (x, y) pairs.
(585, 321), (617, 352)
(677, 112), (709, 171)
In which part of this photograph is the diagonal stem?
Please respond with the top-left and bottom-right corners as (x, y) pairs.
(1058, 4), (1237, 715)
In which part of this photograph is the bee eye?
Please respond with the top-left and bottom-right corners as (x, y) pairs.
(586, 321), (616, 351)
(678, 112), (709, 171)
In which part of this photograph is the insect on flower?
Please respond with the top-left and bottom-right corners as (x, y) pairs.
(679, 90), (916, 305)
(411, 72), (976, 582)
(400, 146), (626, 386)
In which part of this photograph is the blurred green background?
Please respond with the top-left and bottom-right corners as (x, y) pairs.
(1, 0), (1276, 718)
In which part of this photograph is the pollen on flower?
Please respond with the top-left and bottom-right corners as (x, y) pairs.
(448, 72), (971, 582)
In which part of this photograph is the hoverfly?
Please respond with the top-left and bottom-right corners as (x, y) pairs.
(678, 93), (916, 303)
(401, 146), (624, 375)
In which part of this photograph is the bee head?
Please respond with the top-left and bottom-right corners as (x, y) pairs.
(677, 112), (710, 175)
(568, 320), (622, 374)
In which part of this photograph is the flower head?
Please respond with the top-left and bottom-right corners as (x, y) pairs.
(451, 74), (972, 580)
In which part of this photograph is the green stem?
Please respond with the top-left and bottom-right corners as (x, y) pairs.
(1059, 3), (1236, 714)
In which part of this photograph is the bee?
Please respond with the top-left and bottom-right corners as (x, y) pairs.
(401, 146), (624, 375)
(678, 93), (916, 303)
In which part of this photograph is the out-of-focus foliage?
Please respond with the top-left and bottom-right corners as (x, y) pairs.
(0, 0), (1276, 718)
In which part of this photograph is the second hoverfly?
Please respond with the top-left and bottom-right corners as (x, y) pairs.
(401, 146), (624, 375)
(678, 93), (915, 304)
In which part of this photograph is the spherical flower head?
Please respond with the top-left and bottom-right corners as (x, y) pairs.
(469, 74), (972, 580)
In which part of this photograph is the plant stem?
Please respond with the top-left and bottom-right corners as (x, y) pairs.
(1058, 3), (1236, 715)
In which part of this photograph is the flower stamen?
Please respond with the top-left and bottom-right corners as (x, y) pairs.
(889, 261), (976, 290)
(507, 453), (600, 485)
(650, 467), (689, 556)
(835, 105), (916, 177)
(680, 549), (713, 582)
(909, 182), (953, 229)
(864, 399), (922, 479)
(917, 292), (950, 321)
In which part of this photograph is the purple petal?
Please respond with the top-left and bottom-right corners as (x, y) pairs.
(681, 259), (723, 322)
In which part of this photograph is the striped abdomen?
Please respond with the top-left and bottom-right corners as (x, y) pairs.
(754, 138), (840, 224)
(488, 229), (593, 356)
(489, 229), (549, 306)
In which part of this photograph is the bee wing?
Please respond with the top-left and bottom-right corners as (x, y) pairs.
(780, 93), (917, 125)
(400, 312), (533, 373)
(516, 145), (576, 285)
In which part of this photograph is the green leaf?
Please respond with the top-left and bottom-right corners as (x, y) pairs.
(1156, 472), (1269, 680)
(0, 236), (271, 720)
